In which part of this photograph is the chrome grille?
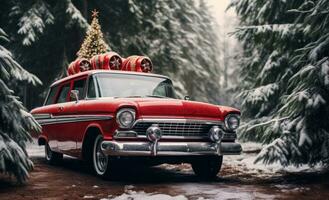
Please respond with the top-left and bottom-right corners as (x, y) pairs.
(132, 121), (215, 138)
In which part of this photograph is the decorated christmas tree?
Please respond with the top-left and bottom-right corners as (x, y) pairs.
(77, 10), (109, 59)
(0, 28), (41, 182)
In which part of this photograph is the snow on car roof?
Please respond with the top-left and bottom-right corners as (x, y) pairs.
(51, 70), (170, 87)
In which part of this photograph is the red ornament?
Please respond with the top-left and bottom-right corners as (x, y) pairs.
(90, 52), (123, 70)
(122, 56), (153, 73)
(67, 58), (91, 75)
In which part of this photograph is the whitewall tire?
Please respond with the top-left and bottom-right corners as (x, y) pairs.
(92, 135), (111, 177)
(45, 142), (63, 164)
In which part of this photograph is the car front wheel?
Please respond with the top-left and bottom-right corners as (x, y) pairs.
(92, 135), (112, 177)
(191, 156), (223, 179)
(45, 142), (63, 164)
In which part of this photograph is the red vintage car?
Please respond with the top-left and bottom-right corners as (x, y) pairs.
(31, 69), (242, 179)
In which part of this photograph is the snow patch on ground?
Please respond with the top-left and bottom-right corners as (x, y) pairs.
(241, 142), (263, 153)
(26, 140), (44, 157)
(223, 142), (324, 177)
(177, 183), (276, 200)
(105, 185), (188, 200)
(274, 184), (310, 193)
(83, 195), (95, 199)
(181, 185), (254, 200)
(107, 190), (188, 200)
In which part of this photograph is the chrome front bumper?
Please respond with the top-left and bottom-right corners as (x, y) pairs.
(101, 141), (242, 156)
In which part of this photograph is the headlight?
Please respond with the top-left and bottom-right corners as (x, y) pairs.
(224, 114), (240, 131)
(116, 108), (136, 129)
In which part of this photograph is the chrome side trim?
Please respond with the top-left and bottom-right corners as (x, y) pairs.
(132, 118), (223, 127)
(33, 114), (113, 125)
(33, 113), (52, 120)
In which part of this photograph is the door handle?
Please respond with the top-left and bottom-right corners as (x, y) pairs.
(58, 106), (64, 111)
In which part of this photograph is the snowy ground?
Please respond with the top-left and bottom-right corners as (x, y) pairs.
(26, 141), (44, 157)
(6, 142), (324, 200)
(27, 141), (323, 176)
(0, 143), (316, 200)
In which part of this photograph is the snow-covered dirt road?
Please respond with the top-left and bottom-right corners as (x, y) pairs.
(0, 143), (328, 200)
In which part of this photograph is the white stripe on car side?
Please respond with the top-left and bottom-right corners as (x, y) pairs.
(32, 114), (113, 125)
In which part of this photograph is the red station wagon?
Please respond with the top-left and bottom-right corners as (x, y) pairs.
(31, 59), (242, 179)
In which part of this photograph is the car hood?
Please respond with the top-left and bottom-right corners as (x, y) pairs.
(134, 98), (217, 118)
(107, 97), (239, 120)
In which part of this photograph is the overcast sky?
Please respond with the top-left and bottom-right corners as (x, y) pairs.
(207, 0), (236, 26)
(206, 0), (238, 46)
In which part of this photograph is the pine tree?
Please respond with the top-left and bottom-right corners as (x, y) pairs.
(77, 10), (109, 59)
(230, 0), (329, 166)
(0, 28), (41, 182)
(0, 0), (89, 108)
(1, 0), (221, 107)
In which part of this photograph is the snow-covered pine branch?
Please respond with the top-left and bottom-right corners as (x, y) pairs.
(65, 0), (89, 30)
(0, 28), (41, 182)
(231, 0), (329, 167)
(234, 24), (305, 42)
(15, 1), (54, 46)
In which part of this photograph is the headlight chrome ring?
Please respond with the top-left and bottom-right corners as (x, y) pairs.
(224, 114), (240, 132)
(116, 108), (136, 129)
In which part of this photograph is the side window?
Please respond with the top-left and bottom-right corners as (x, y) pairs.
(72, 78), (86, 100)
(57, 83), (71, 103)
(45, 86), (59, 105)
(87, 76), (96, 98)
(153, 84), (166, 97)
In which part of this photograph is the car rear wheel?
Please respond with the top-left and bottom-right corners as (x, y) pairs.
(92, 135), (112, 177)
(191, 156), (223, 179)
(45, 143), (63, 164)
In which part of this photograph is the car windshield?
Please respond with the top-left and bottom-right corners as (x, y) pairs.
(94, 73), (177, 98)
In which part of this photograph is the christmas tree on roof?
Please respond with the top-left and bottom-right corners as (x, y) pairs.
(77, 10), (109, 59)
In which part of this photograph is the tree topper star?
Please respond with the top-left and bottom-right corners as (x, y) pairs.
(92, 9), (99, 18)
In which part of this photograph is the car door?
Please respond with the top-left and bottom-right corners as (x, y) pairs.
(68, 76), (88, 156)
(39, 85), (61, 150)
(53, 81), (77, 153)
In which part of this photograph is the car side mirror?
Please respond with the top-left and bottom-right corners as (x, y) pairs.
(184, 96), (190, 100)
(70, 90), (79, 103)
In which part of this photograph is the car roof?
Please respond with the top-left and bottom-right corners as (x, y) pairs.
(51, 70), (170, 87)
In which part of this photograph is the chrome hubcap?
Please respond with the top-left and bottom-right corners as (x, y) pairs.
(93, 136), (108, 174)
